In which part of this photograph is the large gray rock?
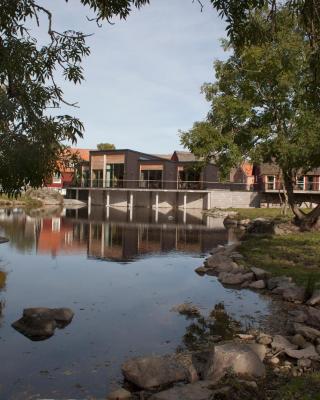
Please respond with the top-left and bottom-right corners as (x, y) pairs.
(219, 272), (254, 286)
(149, 381), (214, 400)
(247, 219), (275, 235)
(267, 276), (293, 291)
(285, 345), (319, 360)
(250, 267), (270, 281)
(121, 351), (215, 390)
(107, 388), (132, 400)
(122, 354), (188, 389)
(204, 343), (265, 382)
(206, 254), (239, 274)
(288, 308), (308, 324)
(12, 307), (74, 340)
(293, 323), (320, 341)
(23, 307), (74, 327)
(247, 343), (267, 362)
(12, 315), (56, 340)
(249, 280), (266, 290)
(307, 290), (320, 307)
(306, 307), (320, 329)
(271, 335), (298, 352)
(282, 286), (306, 303)
(171, 303), (201, 317)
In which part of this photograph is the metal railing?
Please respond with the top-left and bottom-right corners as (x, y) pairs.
(264, 183), (320, 192)
(69, 179), (259, 191)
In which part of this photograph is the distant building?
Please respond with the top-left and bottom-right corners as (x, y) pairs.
(46, 148), (90, 194)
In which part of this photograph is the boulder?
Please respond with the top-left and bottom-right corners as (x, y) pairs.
(288, 309), (308, 324)
(121, 351), (215, 390)
(12, 307), (74, 341)
(171, 303), (201, 317)
(306, 307), (320, 329)
(307, 290), (320, 307)
(206, 254), (239, 274)
(250, 267), (270, 281)
(285, 345), (319, 360)
(291, 334), (307, 348)
(219, 272), (254, 286)
(204, 343), (265, 382)
(297, 359), (312, 369)
(122, 354), (188, 389)
(195, 266), (207, 276)
(293, 323), (320, 341)
(247, 219), (275, 235)
(149, 381), (214, 400)
(271, 335), (298, 352)
(107, 388), (132, 400)
(282, 286), (306, 303)
(12, 315), (57, 340)
(257, 334), (273, 346)
(267, 276), (293, 291)
(249, 280), (266, 290)
(247, 343), (267, 362)
(23, 307), (74, 327)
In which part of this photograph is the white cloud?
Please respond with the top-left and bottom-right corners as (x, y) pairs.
(40, 0), (227, 152)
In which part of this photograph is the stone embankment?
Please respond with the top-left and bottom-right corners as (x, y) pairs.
(106, 217), (320, 400)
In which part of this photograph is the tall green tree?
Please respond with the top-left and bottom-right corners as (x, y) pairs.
(181, 8), (320, 229)
(0, 0), (149, 195)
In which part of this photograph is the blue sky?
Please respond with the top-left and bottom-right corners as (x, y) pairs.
(46, 0), (227, 153)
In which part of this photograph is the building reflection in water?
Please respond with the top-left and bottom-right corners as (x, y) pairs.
(0, 207), (239, 261)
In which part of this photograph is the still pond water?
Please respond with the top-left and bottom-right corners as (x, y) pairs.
(0, 206), (272, 399)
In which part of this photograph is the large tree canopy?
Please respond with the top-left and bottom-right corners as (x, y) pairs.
(181, 8), (320, 228)
(0, 0), (149, 195)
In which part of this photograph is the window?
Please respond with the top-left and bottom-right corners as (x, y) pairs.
(178, 169), (201, 189)
(106, 164), (124, 188)
(52, 172), (61, 184)
(140, 170), (163, 189)
(92, 169), (103, 187)
(306, 176), (314, 191)
(266, 175), (275, 190)
(296, 176), (305, 190)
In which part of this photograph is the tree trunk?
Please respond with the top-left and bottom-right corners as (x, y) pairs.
(283, 172), (320, 230)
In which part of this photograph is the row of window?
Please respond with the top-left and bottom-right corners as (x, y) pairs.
(266, 175), (320, 191)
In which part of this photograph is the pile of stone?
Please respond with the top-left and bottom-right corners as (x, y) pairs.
(107, 341), (265, 400)
(195, 244), (313, 305)
(12, 307), (74, 341)
(107, 322), (320, 400)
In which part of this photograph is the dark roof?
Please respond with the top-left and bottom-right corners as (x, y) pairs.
(152, 154), (172, 160)
(259, 163), (320, 176)
(259, 163), (281, 175)
(173, 151), (197, 162)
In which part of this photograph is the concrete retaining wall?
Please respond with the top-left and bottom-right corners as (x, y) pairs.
(209, 190), (261, 209)
(70, 188), (261, 210)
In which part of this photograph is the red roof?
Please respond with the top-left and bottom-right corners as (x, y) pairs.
(70, 148), (90, 162)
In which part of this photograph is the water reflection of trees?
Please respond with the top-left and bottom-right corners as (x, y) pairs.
(0, 210), (37, 251)
(0, 270), (7, 326)
(177, 303), (241, 352)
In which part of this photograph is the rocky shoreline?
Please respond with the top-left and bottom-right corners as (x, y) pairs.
(106, 217), (320, 400)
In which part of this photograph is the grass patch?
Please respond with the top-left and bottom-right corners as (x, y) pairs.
(0, 194), (42, 208)
(276, 372), (320, 400)
(230, 207), (294, 221)
(239, 231), (320, 287)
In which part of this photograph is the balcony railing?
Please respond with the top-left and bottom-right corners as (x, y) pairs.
(69, 179), (259, 191)
(264, 182), (320, 192)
